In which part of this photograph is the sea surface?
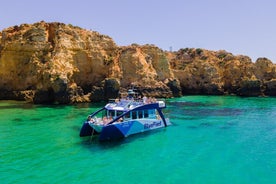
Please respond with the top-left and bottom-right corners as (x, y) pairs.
(0, 96), (275, 184)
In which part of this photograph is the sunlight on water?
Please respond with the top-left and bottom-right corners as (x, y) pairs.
(0, 96), (275, 184)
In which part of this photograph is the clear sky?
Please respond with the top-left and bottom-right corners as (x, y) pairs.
(1, 0), (275, 62)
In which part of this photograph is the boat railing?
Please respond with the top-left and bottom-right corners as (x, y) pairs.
(108, 96), (166, 107)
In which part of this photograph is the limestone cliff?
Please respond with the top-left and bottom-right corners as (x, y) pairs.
(0, 21), (118, 103)
(0, 22), (275, 104)
(0, 21), (179, 103)
(169, 48), (276, 96)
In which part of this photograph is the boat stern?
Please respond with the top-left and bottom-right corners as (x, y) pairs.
(79, 121), (93, 137)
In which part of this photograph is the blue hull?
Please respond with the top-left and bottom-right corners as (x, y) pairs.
(93, 119), (169, 141)
(79, 122), (99, 137)
(99, 125), (125, 141)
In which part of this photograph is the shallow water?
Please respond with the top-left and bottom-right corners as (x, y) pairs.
(0, 96), (275, 183)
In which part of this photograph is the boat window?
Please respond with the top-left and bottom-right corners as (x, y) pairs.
(117, 111), (123, 117)
(148, 109), (156, 118)
(108, 110), (115, 118)
(144, 110), (149, 118)
(138, 110), (143, 118)
(132, 111), (137, 119)
(123, 110), (156, 120)
(125, 112), (130, 119)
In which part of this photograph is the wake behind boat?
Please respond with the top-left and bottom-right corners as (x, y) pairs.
(80, 89), (171, 141)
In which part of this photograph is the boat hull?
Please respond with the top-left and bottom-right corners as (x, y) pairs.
(79, 122), (99, 137)
(90, 118), (170, 141)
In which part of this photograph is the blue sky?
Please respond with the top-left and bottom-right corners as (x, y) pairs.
(1, 0), (275, 62)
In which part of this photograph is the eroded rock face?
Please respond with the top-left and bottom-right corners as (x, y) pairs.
(264, 79), (276, 96)
(0, 22), (122, 103)
(112, 44), (177, 98)
(237, 80), (262, 96)
(254, 58), (276, 81)
(169, 48), (276, 96)
(0, 22), (179, 103)
(0, 22), (275, 104)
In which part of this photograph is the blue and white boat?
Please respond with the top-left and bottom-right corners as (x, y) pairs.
(80, 89), (171, 141)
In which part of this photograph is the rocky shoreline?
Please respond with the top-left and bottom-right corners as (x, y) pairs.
(0, 21), (275, 104)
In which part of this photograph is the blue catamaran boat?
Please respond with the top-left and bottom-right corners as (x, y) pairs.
(80, 89), (171, 141)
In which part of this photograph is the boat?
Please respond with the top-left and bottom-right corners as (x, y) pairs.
(79, 89), (171, 141)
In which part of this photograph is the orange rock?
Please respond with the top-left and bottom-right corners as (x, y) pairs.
(0, 22), (275, 103)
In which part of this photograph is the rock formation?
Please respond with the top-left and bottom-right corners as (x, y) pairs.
(0, 21), (275, 104)
(169, 48), (276, 96)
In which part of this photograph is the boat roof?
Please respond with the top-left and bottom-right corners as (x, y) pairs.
(105, 99), (143, 111)
(104, 89), (166, 111)
(104, 98), (166, 111)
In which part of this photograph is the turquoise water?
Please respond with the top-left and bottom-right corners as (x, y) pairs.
(0, 96), (275, 184)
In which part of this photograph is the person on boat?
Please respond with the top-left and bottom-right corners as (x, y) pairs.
(87, 115), (94, 123)
(102, 116), (108, 125)
(143, 96), (148, 104)
(108, 116), (113, 122)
